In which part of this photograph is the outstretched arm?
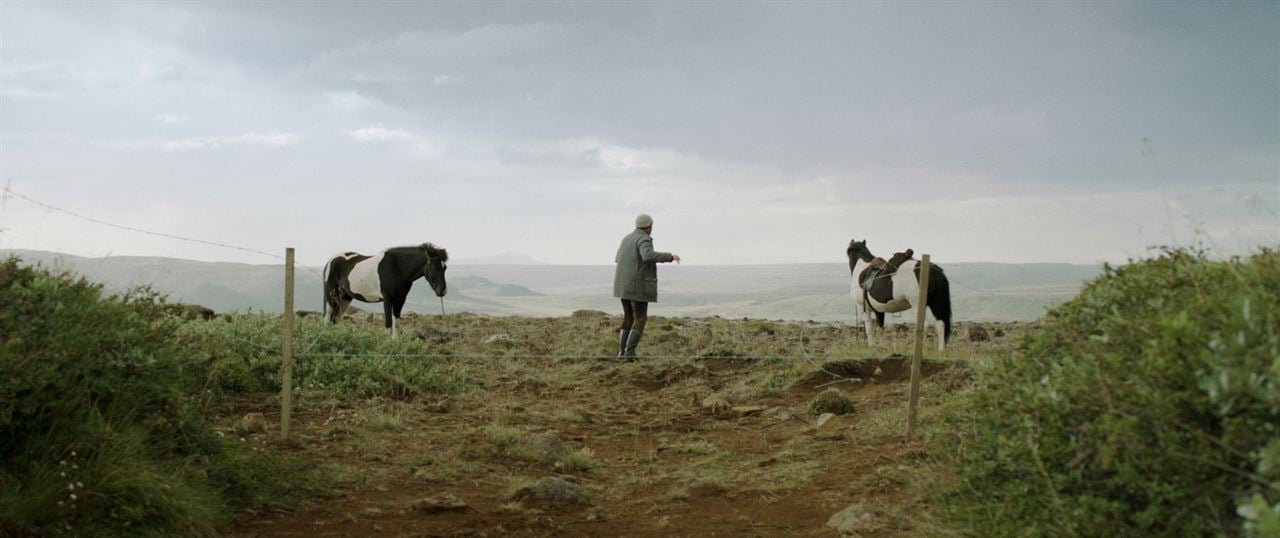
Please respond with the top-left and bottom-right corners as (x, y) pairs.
(638, 236), (675, 263)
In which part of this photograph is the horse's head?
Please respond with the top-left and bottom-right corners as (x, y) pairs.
(846, 239), (872, 261)
(422, 245), (449, 297)
(847, 239), (872, 273)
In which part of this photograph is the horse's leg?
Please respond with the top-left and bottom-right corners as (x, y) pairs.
(383, 301), (397, 338)
(927, 272), (952, 352)
(875, 311), (887, 347)
(936, 319), (946, 352)
(392, 296), (410, 339)
(862, 306), (877, 346)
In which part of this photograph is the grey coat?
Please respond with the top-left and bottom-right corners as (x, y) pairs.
(613, 229), (674, 302)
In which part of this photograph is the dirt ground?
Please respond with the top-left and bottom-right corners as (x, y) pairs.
(223, 317), (999, 537)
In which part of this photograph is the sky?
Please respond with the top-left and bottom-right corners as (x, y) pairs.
(1, 2), (1276, 266)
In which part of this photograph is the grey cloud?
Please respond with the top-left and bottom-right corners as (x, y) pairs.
(1, 2), (1274, 265)
(305, 23), (569, 83)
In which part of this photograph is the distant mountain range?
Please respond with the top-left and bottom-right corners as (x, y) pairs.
(3, 249), (1103, 322)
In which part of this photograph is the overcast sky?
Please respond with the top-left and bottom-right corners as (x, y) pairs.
(1, 2), (1276, 266)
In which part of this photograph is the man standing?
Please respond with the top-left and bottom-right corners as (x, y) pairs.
(613, 213), (680, 359)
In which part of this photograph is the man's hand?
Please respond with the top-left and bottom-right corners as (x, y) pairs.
(673, 254), (681, 264)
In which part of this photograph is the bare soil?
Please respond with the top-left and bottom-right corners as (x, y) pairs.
(223, 317), (1001, 537)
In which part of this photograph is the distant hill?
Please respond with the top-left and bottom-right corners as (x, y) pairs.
(453, 252), (548, 265)
(3, 249), (1101, 322)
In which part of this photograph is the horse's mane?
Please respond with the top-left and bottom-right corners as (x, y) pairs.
(388, 242), (449, 261)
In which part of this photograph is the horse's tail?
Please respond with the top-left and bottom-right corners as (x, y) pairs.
(321, 257), (331, 321)
(928, 267), (953, 342)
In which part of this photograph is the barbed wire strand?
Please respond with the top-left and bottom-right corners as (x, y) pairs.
(197, 322), (967, 363)
(1, 186), (329, 282)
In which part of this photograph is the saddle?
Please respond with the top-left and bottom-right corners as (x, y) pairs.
(859, 249), (913, 292)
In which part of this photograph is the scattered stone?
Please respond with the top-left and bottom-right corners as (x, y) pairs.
(731, 405), (767, 418)
(237, 412), (267, 434)
(510, 477), (590, 504)
(417, 327), (447, 341)
(814, 413), (846, 438)
(772, 407), (802, 421)
(411, 492), (471, 514)
(826, 502), (877, 536)
(807, 388), (855, 416)
(701, 394), (732, 416)
(423, 399), (453, 414)
(968, 324), (990, 342)
(523, 432), (568, 462)
(485, 334), (515, 347)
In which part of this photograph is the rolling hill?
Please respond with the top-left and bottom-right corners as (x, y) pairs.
(3, 249), (1100, 322)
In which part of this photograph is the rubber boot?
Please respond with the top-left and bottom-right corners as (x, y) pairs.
(618, 330), (630, 358)
(623, 330), (643, 359)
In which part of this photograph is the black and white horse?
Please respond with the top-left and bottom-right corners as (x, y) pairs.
(847, 239), (952, 351)
(323, 243), (448, 338)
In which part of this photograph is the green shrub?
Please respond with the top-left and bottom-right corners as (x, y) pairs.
(807, 388), (855, 415)
(939, 248), (1279, 536)
(0, 258), (328, 536)
(176, 315), (469, 400)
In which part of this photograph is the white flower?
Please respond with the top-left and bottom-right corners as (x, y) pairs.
(69, 493), (77, 500)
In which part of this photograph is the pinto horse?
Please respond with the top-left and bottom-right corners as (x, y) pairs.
(323, 243), (448, 338)
(847, 239), (952, 351)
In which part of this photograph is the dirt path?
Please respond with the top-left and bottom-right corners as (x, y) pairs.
(225, 350), (960, 537)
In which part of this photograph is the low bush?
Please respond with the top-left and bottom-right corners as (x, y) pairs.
(938, 248), (1279, 536)
(176, 315), (469, 400)
(0, 258), (328, 536)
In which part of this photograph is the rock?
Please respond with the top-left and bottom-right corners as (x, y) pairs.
(411, 492), (470, 514)
(814, 413), (846, 438)
(523, 432), (568, 463)
(968, 325), (990, 342)
(485, 334), (515, 347)
(510, 477), (589, 504)
(417, 327), (447, 341)
(772, 407), (802, 421)
(731, 405), (768, 418)
(807, 388), (855, 416)
(424, 399), (453, 414)
(826, 502), (876, 536)
(701, 395), (732, 416)
(237, 412), (267, 434)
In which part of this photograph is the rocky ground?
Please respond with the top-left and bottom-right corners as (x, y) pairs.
(222, 314), (1017, 537)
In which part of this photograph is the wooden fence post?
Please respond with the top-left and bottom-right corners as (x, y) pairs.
(281, 247), (295, 440)
(907, 254), (931, 442)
